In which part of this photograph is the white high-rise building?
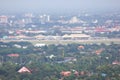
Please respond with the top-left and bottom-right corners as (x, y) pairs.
(69, 16), (79, 24)
(47, 15), (50, 22)
(39, 14), (50, 23)
(0, 15), (8, 23)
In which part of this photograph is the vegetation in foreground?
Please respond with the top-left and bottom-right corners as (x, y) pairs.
(0, 42), (120, 80)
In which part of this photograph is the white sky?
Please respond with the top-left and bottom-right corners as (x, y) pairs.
(0, 0), (120, 13)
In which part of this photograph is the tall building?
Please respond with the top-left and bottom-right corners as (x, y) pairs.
(39, 14), (50, 24)
(69, 16), (79, 24)
(0, 15), (8, 23)
(23, 18), (32, 24)
(47, 15), (50, 22)
(23, 13), (33, 24)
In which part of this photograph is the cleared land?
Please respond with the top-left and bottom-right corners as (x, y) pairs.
(1, 39), (120, 45)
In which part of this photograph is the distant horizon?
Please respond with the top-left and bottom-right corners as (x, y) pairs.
(0, 0), (120, 15)
(0, 9), (120, 16)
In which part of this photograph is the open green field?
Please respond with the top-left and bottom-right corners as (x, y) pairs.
(1, 39), (120, 45)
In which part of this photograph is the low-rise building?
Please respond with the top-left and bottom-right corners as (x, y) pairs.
(62, 34), (91, 40)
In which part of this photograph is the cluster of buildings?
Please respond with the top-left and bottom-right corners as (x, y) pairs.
(0, 12), (120, 41)
(0, 15), (8, 23)
(1, 26), (120, 41)
(0, 13), (50, 27)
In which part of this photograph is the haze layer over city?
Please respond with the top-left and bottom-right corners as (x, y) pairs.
(0, 0), (120, 14)
(0, 0), (120, 80)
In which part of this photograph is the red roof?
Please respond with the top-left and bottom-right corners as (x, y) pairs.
(95, 49), (104, 55)
(74, 71), (79, 76)
(18, 66), (31, 73)
(60, 71), (71, 77)
(7, 54), (19, 57)
(80, 71), (85, 75)
(95, 27), (109, 32)
(112, 60), (120, 65)
(78, 45), (84, 49)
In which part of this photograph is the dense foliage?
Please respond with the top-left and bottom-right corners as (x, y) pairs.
(0, 42), (120, 80)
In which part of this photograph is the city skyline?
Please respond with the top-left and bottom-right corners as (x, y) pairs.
(0, 0), (120, 14)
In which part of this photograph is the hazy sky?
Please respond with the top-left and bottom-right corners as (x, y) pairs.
(0, 0), (120, 14)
